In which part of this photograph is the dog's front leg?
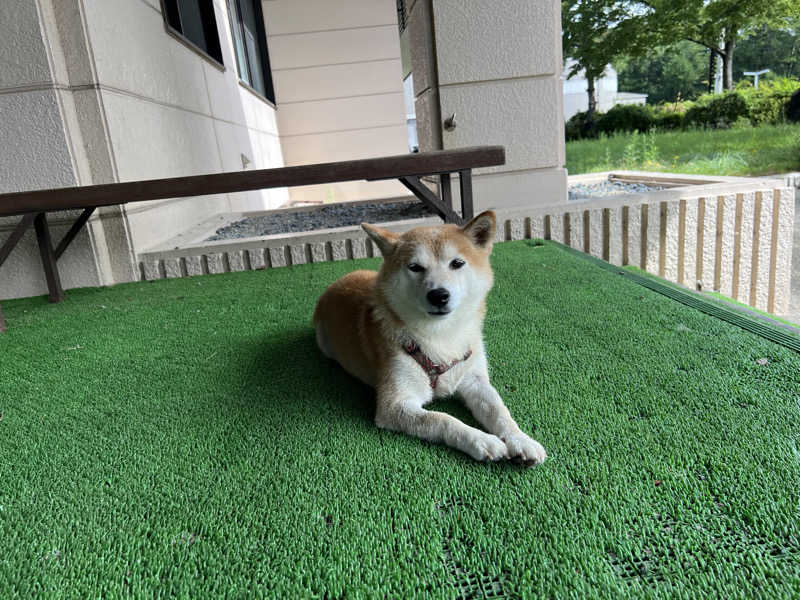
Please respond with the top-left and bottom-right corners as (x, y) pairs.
(458, 374), (547, 466)
(375, 385), (508, 462)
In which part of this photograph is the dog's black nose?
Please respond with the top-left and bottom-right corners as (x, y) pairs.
(427, 288), (450, 307)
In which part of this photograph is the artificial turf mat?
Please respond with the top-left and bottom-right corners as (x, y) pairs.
(1, 241), (799, 598)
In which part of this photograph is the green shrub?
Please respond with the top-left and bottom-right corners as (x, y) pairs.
(737, 78), (800, 125)
(565, 110), (596, 141)
(596, 104), (655, 135)
(682, 103), (707, 128)
(709, 91), (748, 126)
(684, 91), (749, 128)
(563, 81), (799, 141)
(660, 99), (695, 114)
(653, 110), (684, 130)
(678, 80), (800, 129)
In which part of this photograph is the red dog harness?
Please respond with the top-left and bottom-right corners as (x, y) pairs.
(403, 340), (472, 389)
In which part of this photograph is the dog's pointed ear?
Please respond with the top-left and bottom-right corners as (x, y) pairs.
(462, 210), (496, 252)
(361, 223), (399, 257)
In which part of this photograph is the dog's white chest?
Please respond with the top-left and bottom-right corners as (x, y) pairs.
(430, 362), (470, 397)
(397, 341), (481, 399)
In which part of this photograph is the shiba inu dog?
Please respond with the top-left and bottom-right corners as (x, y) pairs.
(313, 211), (546, 465)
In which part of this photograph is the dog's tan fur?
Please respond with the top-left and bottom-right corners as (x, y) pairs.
(313, 211), (546, 464)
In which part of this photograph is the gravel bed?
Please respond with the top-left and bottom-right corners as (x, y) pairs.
(569, 180), (664, 201)
(206, 200), (437, 240)
(206, 180), (667, 240)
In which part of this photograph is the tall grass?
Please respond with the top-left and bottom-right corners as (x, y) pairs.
(565, 123), (800, 176)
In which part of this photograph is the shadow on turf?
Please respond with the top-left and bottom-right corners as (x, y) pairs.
(231, 327), (377, 425)
(227, 327), (497, 461)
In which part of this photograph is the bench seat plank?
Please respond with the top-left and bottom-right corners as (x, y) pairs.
(0, 146), (504, 217)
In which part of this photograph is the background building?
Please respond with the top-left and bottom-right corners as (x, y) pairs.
(562, 60), (648, 120)
(0, 0), (567, 299)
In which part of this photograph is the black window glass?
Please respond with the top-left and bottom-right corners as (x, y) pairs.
(228, 0), (275, 103)
(163, 0), (223, 64)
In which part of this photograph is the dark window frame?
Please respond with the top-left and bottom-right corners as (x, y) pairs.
(160, 0), (225, 69)
(227, 0), (276, 105)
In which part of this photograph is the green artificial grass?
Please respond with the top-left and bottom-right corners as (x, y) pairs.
(566, 123), (800, 176)
(613, 264), (800, 331)
(1, 241), (799, 598)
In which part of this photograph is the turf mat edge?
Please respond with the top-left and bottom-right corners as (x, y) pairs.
(551, 240), (800, 352)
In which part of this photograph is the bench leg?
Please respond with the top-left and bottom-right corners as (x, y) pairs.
(0, 215), (38, 333)
(399, 175), (463, 225)
(440, 173), (453, 214)
(459, 169), (474, 222)
(34, 213), (64, 303)
(55, 207), (95, 259)
(0, 213), (36, 269)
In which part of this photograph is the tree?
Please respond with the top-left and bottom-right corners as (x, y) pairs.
(630, 0), (800, 90)
(562, 1), (649, 121)
(734, 24), (799, 81)
(615, 41), (708, 103)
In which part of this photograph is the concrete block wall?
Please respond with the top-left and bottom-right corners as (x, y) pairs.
(136, 183), (795, 316)
(530, 188), (794, 314)
(262, 0), (410, 205)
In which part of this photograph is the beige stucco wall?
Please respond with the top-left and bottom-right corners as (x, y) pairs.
(404, 0), (568, 214)
(262, 0), (411, 205)
(81, 0), (288, 252)
(1, 0), (289, 300)
(0, 0), (109, 300)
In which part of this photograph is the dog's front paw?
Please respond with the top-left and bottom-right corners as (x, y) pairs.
(467, 432), (509, 462)
(503, 431), (547, 467)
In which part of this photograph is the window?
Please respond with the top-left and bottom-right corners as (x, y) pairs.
(396, 0), (407, 33)
(403, 74), (418, 152)
(227, 0), (275, 103)
(162, 0), (224, 65)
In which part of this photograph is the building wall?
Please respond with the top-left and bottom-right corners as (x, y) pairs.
(0, 0), (108, 300)
(405, 0), (568, 214)
(1, 0), (289, 300)
(2, 0), (569, 301)
(562, 62), (647, 120)
(563, 63), (620, 120)
(262, 0), (410, 205)
(81, 0), (288, 251)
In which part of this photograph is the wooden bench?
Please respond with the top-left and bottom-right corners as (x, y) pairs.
(0, 145), (505, 332)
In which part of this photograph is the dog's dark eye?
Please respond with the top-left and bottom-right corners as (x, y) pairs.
(450, 258), (466, 270)
(407, 263), (425, 273)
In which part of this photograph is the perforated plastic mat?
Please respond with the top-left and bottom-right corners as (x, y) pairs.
(0, 241), (798, 597)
